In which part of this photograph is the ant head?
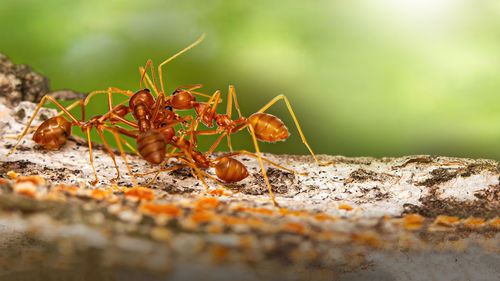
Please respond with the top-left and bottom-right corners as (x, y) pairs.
(130, 89), (155, 110)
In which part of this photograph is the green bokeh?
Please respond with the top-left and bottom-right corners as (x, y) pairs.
(2, 0), (500, 159)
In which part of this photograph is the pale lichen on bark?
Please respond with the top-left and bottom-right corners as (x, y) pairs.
(0, 54), (499, 281)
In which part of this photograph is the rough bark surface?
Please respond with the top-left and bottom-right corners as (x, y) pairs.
(0, 56), (499, 281)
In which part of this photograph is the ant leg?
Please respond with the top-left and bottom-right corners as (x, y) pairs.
(223, 85), (243, 152)
(227, 85), (243, 119)
(158, 34), (206, 94)
(144, 146), (183, 186)
(104, 87), (133, 114)
(108, 129), (138, 186)
(96, 127), (120, 182)
(142, 60), (164, 97)
(227, 133), (233, 153)
(112, 126), (138, 139)
(7, 99), (84, 140)
(186, 129), (228, 156)
(85, 127), (99, 185)
(107, 115), (139, 129)
(115, 133), (138, 154)
(106, 87), (119, 113)
(192, 86), (242, 153)
(174, 84), (203, 92)
(140, 60), (154, 92)
(173, 84), (221, 100)
(248, 124), (279, 207)
(98, 98), (133, 124)
(257, 94), (335, 166)
(84, 88), (133, 106)
(215, 150), (308, 176)
(207, 131), (227, 156)
(190, 90), (214, 99)
(7, 95), (81, 157)
(135, 163), (188, 177)
(176, 157), (235, 194)
(193, 90), (220, 128)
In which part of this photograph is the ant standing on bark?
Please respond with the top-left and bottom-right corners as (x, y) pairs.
(155, 83), (334, 206)
(6, 94), (137, 185)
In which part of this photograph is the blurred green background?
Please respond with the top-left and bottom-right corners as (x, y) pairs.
(2, 0), (500, 159)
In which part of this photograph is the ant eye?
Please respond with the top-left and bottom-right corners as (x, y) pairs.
(143, 88), (150, 92)
(171, 90), (179, 95)
(164, 106), (173, 111)
(161, 123), (166, 127)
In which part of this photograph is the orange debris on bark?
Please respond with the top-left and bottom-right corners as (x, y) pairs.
(208, 188), (230, 196)
(236, 207), (275, 216)
(489, 218), (500, 229)
(190, 209), (216, 224)
(434, 215), (459, 227)
(13, 182), (36, 198)
(57, 184), (78, 195)
(403, 214), (425, 230)
(463, 218), (485, 229)
(222, 216), (264, 228)
(7, 171), (18, 179)
(124, 187), (155, 201)
(279, 208), (303, 217)
(140, 203), (181, 216)
(91, 188), (111, 200)
(338, 204), (354, 211)
(15, 175), (45, 185)
(109, 184), (128, 192)
(196, 197), (220, 209)
(314, 213), (337, 222)
(282, 222), (306, 234)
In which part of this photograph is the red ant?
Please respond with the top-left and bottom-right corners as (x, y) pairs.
(135, 113), (305, 207)
(6, 94), (137, 185)
(82, 34), (211, 169)
(127, 81), (309, 206)
(6, 34), (209, 186)
(154, 84), (334, 206)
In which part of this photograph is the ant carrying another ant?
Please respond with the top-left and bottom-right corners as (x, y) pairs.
(7, 34), (334, 207)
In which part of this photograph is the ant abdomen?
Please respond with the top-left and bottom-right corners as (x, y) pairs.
(248, 113), (289, 142)
(214, 157), (249, 182)
(137, 130), (166, 165)
(169, 91), (195, 110)
(32, 116), (72, 149)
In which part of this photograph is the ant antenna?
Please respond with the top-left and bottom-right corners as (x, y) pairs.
(158, 34), (206, 95)
(140, 60), (160, 94)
